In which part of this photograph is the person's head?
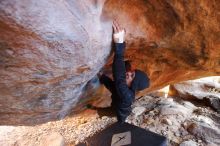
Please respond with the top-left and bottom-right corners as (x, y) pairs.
(125, 60), (135, 87)
(125, 60), (150, 91)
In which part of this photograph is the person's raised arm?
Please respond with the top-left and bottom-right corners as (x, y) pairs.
(112, 20), (134, 101)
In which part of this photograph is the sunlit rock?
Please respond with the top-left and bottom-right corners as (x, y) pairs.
(0, 0), (219, 125)
(169, 76), (220, 100)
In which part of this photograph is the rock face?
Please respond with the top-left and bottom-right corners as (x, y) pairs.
(0, 0), (219, 125)
(169, 76), (220, 112)
(169, 76), (220, 100)
(186, 113), (220, 145)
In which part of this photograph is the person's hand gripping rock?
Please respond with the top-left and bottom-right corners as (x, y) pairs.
(113, 20), (125, 43)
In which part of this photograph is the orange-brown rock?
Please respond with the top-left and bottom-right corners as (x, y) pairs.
(0, 0), (219, 125)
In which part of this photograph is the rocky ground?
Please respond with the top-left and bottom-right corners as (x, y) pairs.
(127, 95), (220, 146)
(0, 94), (219, 146)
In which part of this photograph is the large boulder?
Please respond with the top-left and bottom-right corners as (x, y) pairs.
(169, 76), (220, 100)
(0, 0), (219, 125)
(187, 115), (220, 145)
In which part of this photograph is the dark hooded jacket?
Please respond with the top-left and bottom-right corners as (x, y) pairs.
(100, 43), (150, 122)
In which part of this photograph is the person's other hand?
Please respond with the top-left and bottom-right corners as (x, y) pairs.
(97, 70), (103, 78)
(113, 20), (125, 43)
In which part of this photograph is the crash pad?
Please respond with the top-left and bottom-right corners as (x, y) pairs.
(76, 122), (167, 146)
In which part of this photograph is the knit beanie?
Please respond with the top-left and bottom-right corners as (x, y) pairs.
(131, 69), (150, 91)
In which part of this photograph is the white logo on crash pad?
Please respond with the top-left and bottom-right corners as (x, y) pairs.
(111, 131), (131, 146)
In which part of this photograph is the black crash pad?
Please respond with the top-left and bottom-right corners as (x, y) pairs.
(77, 122), (167, 146)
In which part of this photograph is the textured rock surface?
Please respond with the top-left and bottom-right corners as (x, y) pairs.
(169, 76), (220, 99)
(0, 0), (111, 125)
(0, 0), (220, 125)
(39, 132), (65, 146)
(179, 140), (198, 146)
(187, 114), (220, 145)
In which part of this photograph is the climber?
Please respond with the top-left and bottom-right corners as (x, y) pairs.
(98, 20), (150, 123)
